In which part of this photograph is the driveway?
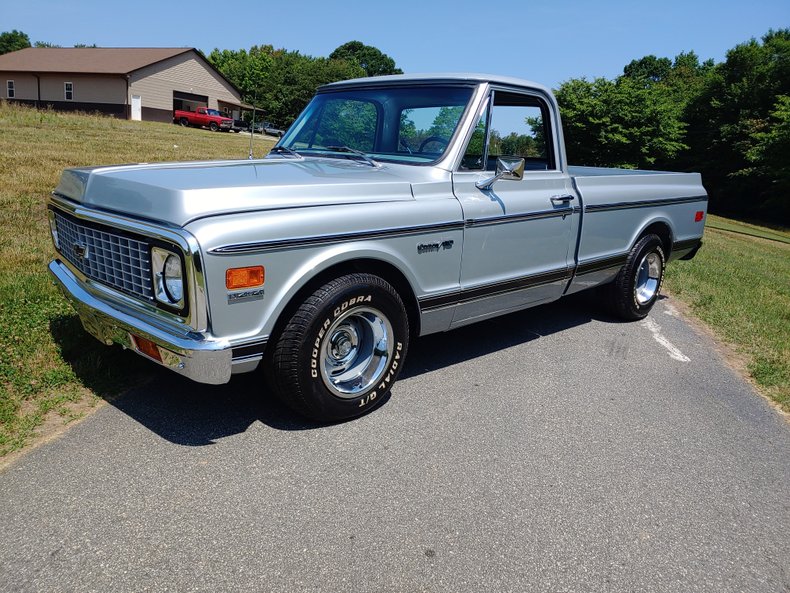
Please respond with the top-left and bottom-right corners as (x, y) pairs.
(2, 295), (788, 593)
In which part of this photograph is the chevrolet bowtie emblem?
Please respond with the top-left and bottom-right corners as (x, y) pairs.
(72, 242), (89, 259)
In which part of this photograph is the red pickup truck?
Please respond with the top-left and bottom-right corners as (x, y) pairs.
(174, 107), (233, 132)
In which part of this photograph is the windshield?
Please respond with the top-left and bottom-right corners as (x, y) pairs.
(205, 109), (222, 116)
(278, 85), (475, 165)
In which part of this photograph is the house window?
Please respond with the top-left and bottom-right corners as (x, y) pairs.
(64, 82), (73, 101)
(6, 80), (14, 99)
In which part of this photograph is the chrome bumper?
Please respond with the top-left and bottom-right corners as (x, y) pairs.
(49, 259), (233, 385)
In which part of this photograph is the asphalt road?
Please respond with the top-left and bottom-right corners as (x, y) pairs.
(2, 295), (789, 593)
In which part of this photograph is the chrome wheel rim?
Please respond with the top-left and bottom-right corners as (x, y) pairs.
(635, 251), (662, 305)
(319, 307), (394, 398)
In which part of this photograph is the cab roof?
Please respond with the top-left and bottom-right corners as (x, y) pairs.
(319, 72), (552, 96)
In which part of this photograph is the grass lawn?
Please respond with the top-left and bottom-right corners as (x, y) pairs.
(665, 216), (790, 411)
(704, 214), (790, 245)
(0, 101), (787, 457)
(0, 102), (275, 456)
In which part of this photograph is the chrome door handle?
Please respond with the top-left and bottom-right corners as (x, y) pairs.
(550, 194), (575, 204)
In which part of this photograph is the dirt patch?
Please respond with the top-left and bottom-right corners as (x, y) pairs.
(0, 392), (105, 473)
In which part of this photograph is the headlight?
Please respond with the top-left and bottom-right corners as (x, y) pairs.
(163, 254), (183, 303)
(152, 247), (185, 310)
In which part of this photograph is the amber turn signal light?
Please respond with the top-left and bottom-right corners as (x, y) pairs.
(131, 334), (162, 363)
(226, 266), (265, 290)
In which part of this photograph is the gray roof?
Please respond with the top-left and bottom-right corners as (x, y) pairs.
(321, 72), (551, 94)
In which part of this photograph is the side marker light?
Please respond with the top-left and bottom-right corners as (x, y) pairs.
(226, 266), (265, 290)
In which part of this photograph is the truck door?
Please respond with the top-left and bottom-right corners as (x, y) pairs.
(451, 89), (577, 326)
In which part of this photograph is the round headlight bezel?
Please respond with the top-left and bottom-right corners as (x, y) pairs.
(151, 246), (186, 312)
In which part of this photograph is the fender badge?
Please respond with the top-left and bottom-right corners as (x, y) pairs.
(228, 288), (265, 304)
(417, 240), (453, 254)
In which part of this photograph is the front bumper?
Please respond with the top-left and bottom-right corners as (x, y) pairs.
(49, 259), (233, 385)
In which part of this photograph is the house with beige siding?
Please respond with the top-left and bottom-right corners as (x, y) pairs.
(0, 47), (246, 122)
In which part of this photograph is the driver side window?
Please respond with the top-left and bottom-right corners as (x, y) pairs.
(461, 91), (554, 171)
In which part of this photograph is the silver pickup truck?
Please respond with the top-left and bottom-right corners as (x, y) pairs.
(48, 73), (706, 421)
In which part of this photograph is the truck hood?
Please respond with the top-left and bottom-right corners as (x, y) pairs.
(54, 157), (419, 226)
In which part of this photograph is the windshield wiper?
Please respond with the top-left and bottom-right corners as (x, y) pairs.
(325, 146), (380, 168)
(269, 145), (301, 158)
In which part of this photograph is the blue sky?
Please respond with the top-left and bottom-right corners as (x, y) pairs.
(4, 0), (789, 89)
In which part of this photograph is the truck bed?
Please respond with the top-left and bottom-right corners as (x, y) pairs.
(568, 166), (707, 292)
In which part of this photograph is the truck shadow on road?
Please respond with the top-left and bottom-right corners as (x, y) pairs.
(59, 292), (619, 446)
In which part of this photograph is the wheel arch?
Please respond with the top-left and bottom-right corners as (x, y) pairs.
(635, 218), (673, 258)
(267, 255), (422, 348)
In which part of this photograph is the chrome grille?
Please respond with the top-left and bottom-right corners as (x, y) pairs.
(54, 211), (154, 301)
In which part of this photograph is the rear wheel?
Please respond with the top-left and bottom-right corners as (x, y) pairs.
(268, 273), (409, 422)
(603, 234), (665, 320)
(179, 117), (189, 127)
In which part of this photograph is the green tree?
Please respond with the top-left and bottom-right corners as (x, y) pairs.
(683, 29), (790, 221)
(329, 41), (402, 77)
(555, 75), (686, 169)
(0, 30), (31, 55)
(208, 46), (273, 100)
(622, 55), (672, 83)
(427, 105), (464, 138)
(497, 132), (539, 158)
(310, 98), (378, 150)
(33, 41), (61, 48)
(259, 49), (364, 127)
(209, 45), (365, 127)
(746, 95), (790, 220)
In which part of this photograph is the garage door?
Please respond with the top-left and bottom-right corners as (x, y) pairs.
(173, 90), (208, 112)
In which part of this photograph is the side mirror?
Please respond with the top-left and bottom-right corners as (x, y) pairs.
(475, 157), (526, 190)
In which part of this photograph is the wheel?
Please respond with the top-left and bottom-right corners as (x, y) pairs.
(418, 135), (449, 152)
(179, 117), (189, 127)
(209, 121), (219, 132)
(269, 273), (409, 422)
(603, 234), (666, 320)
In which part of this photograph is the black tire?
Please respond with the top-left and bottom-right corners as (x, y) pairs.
(209, 121), (219, 132)
(269, 273), (409, 422)
(179, 117), (189, 127)
(603, 234), (666, 320)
